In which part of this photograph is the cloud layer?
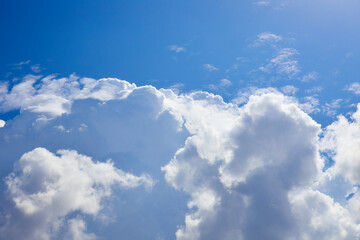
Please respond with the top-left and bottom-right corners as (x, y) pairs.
(0, 74), (360, 239)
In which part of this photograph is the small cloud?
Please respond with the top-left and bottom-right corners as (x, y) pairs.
(346, 82), (360, 94)
(302, 71), (319, 82)
(206, 79), (232, 91)
(220, 78), (232, 87)
(232, 87), (258, 105)
(12, 60), (31, 70)
(168, 45), (186, 53)
(254, 1), (270, 6)
(13, 60), (31, 66)
(203, 64), (219, 72)
(31, 64), (41, 73)
(169, 83), (185, 94)
(281, 85), (298, 95)
(299, 96), (320, 114)
(322, 99), (343, 116)
(260, 48), (300, 78)
(79, 123), (88, 132)
(252, 32), (282, 47)
(305, 86), (322, 94)
(346, 52), (354, 59)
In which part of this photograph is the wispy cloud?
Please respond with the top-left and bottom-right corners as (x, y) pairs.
(302, 71), (319, 82)
(322, 99), (343, 116)
(346, 82), (360, 94)
(260, 48), (300, 78)
(254, 1), (270, 6)
(206, 79), (232, 91)
(299, 96), (320, 114)
(12, 60), (31, 70)
(305, 86), (323, 94)
(203, 64), (218, 71)
(31, 64), (41, 73)
(281, 85), (298, 95)
(168, 45), (186, 53)
(252, 32), (282, 47)
(168, 83), (184, 94)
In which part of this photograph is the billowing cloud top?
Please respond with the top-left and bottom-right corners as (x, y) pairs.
(0, 74), (360, 239)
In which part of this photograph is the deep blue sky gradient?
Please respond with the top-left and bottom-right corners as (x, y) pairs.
(1, 0), (360, 125)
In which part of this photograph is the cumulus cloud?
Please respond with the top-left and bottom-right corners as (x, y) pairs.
(162, 90), (343, 239)
(1, 147), (153, 240)
(322, 104), (360, 184)
(1, 74), (360, 240)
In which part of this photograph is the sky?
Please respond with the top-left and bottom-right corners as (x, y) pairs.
(1, 0), (360, 239)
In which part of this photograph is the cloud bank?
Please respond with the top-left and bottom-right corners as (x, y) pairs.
(0, 74), (360, 239)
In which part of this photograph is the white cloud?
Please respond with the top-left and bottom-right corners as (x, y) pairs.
(305, 86), (323, 94)
(206, 79), (232, 91)
(168, 45), (186, 53)
(299, 96), (320, 114)
(281, 85), (298, 95)
(232, 88), (255, 105)
(168, 83), (184, 94)
(289, 189), (360, 239)
(66, 218), (97, 240)
(0, 119), (5, 127)
(260, 48), (300, 78)
(1, 74), (360, 239)
(162, 91), (345, 239)
(322, 99), (343, 116)
(203, 64), (218, 71)
(252, 32), (282, 46)
(322, 104), (360, 184)
(346, 82), (360, 94)
(12, 60), (31, 70)
(2, 147), (153, 240)
(0, 75), (189, 239)
(254, 1), (270, 6)
(0, 74), (137, 117)
(31, 64), (41, 73)
(302, 71), (319, 82)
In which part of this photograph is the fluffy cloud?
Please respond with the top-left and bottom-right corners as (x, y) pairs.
(1, 74), (360, 239)
(162, 91), (333, 239)
(322, 104), (360, 184)
(1, 147), (153, 240)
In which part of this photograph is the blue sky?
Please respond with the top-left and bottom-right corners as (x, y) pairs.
(1, 1), (360, 239)
(1, 0), (359, 102)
